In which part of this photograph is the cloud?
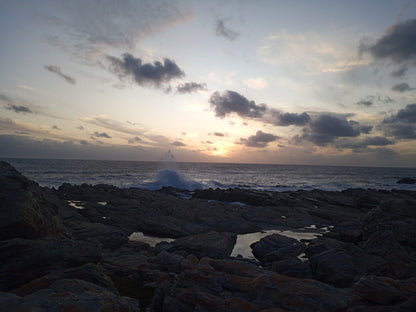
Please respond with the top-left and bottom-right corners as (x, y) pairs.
(213, 132), (225, 137)
(361, 19), (416, 64)
(237, 130), (279, 148)
(44, 65), (76, 84)
(270, 111), (311, 126)
(39, 1), (192, 63)
(356, 99), (373, 107)
(77, 126), (84, 130)
(176, 82), (207, 94)
(172, 140), (186, 147)
(392, 82), (414, 92)
(215, 19), (239, 41)
(80, 115), (143, 136)
(128, 136), (142, 144)
(391, 66), (408, 78)
(335, 136), (394, 149)
(356, 94), (395, 106)
(92, 131), (111, 139)
(107, 53), (185, 88)
(209, 90), (267, 119)
(52, 125), (61, 130)
(298, 114), (372, 146)
(5, 104), (33, 114)
(380, 103), (416, 139)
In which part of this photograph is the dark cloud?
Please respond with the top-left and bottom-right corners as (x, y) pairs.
(380, 103), (416, 139)
(298, 114), (372, 146)
(237, 130), (279, 148)
(271, 111), (311, 126)
(356, 99), (373, 107)
(5, 104), (33, 114)
(77, 126), (84, 130)
(128, 136), (142, 144)
(52, 125), (60, 130)
(44, 65), (76, 85)
(107, 53), (185, 88)
(93, 131), (111, 139)
(360, 19), (416, 64)
(176, 82), (207, 94)
(216, 19), (239, 41)
(172, 140), (186, 147)
(209, 90), (267, 119)
(213, 132), (225, 137)
(392, 82), (414, 92)
(335, 136), (394, 149)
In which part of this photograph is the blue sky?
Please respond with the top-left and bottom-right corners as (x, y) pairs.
(1, 0), (416, 167)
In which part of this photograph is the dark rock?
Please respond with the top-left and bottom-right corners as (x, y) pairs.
(155, 231), (236, 259)
(250, 233), (305, 263)
(70, 222), (129, 249)
(353, 276), (408, 305)
(0, 237), (101, 291)
(0, 161), (69, 240)
(337, 218), (362, 243)
(397, 178), (416, 184)
(4, 278), (139, 312)
(310, 248), (357, 288)
(271, 257), (311, 278)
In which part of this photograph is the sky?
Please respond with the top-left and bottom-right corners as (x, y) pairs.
(1, 0), (416, 167)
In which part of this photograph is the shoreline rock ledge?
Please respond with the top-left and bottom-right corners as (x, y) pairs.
(1, 161), (416, 311)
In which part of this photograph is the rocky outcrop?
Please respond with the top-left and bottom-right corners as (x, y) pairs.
(0, 161), (69, 240)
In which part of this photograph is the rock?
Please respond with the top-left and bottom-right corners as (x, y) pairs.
(12, 263), (118, 296)
(353, 276), (408, 305)
(310, 248), (357, 288)
(337, 218), (362, 243)
(5, 279), (139, 312)
(152, 250), (187, 274)
(71, 222), (129, 249)
(250, 233), (305, 263)
(397, 177), (416, 184)
(0, 161), (69, 240)
(271, 257), (311, 278)
(0, 237), (101, 291)
(155, 231), (236, 259)
(152, 257), (357, 311)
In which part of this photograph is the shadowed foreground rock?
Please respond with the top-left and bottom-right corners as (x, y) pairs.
(1, 161), (416, 311)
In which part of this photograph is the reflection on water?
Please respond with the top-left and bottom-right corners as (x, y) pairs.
(67, 200), (85, 209)
(129, 232), (174, 247)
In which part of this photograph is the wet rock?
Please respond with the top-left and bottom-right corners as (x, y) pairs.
(310, 248), (357, 288)
(250, 233), (305, 263)
(0, 161), (69, 240)
(397, 177), (416, 184)
(0, 237), (101, 291)
(155, 231), (236, 259)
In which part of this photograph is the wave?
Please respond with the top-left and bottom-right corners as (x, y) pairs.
(143, 169), (203, 190)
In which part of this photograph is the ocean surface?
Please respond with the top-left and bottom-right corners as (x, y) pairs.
(3, 158), (416, 192)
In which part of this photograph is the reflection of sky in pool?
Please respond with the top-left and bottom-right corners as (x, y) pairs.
(231, 228), (325, 259)
(129, 227), (326, 259)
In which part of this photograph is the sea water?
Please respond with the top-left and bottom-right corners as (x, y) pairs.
(2, 157), (416, 192)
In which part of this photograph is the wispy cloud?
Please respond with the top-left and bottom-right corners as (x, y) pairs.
(176, 82), (207, 94)
(44, 65), (76, 84)
(237, 130), (279, 148)
(215, 19), (239, 41)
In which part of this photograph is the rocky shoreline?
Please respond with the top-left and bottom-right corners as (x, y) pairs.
(1, 160), (415, 311)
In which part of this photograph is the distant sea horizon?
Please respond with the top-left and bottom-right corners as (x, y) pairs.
(2, 157), (416, 192)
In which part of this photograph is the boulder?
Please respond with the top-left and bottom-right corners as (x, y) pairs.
(155, 231), (236, 259)
(0, 161), (69, 240)
(0, 237), (101, 291)
(70, 222), (129, 249)
(337, 218), (362, 243)
(250, 233), (305, 263)
(310, 248), (357, 288)
(271, 257), (311, 278)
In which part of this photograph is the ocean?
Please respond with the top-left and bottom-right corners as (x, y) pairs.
(2, 158), (416, 192)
